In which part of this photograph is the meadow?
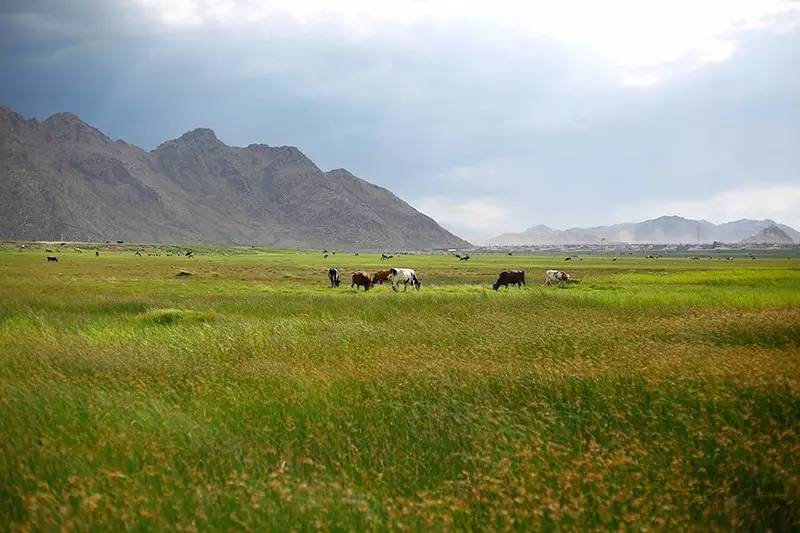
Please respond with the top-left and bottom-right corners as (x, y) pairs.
(1, 244), (799, 530)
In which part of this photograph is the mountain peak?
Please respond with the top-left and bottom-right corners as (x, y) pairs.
(740, 225), (795, 245)
(43, 111), (109, 143)
(180, 127), (220, 144)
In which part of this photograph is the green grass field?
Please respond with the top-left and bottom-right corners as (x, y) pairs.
(1, 245), (799, 530)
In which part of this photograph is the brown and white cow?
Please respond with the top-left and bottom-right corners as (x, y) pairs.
(544, 270), (571, 286)
(351, 271), (373, 291)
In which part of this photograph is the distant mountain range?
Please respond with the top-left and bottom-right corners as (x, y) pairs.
(488, 216), (799, 245)
(0, 105), (467, 249)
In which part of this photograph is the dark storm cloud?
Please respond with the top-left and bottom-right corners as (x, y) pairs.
(1, 1), (799, 240)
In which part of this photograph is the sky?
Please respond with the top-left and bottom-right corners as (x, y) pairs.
(1, 1), (799, 243)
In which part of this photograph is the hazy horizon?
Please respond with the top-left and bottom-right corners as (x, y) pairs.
(2, 1), (799, 242)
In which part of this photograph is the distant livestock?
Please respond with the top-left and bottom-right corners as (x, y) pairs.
(372, 269), (392, 285)
(351, 271), (373, 291)
(47, 256), (59, 262)
(328, 268), (341, 288)
(459, 255), (470, 261)
(493, 270), (525, 290)
(564, 257), (571, 261)
(545, 270), (571, 286)
(389, 268), (420, 291)
(95, 251), (99, 256)
(381, 254), (393, 260)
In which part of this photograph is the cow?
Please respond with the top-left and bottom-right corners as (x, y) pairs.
(564, 256), (571, 261)
(381, 253), (394, 260)
(544, 270), (571, 286)
(328, 268), (341, 288)
(389, 268), (420, 292)
(459, 255), (470, 261)
(493, 270), (525, 290)
(372, 269), (392, 285)
(47, 256), (58, 262)
(351, 271), (373, 291)
(95, 251), (99, 257)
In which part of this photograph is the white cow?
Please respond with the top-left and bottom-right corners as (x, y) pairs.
(545, 269), (571, 286)
(389, 268), (421, 291)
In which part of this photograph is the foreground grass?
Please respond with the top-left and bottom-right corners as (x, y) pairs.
(1, 249), (799, 530)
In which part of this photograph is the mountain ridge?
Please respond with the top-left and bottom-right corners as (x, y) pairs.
(0, 106), (468, 249)
(488, 216), (799, 245)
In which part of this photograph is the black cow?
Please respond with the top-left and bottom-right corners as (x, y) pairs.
(47, 256), (58, 262)
(328, 268), (341, 288)
(493, 270), (525, 290)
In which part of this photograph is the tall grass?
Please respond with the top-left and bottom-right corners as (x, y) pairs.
(1, 249), (799, 529)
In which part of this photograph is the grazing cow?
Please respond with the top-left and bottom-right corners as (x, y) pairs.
(372, 269), (392, 285)
(351, 271), (372, 290)
(185, 250), (193, 257)
(612, 257), (618, 262)
(389, 268), (420, 291)
(328, 268), (341, 287)
(381, 253), (394, 260)
(459, 255), (470, 261)
(323, 253), (329, 259)
(47, 256), (58, 262)
(95, 251), (99, 257)
(564, 256), (571, 261)
(544, 270), (571, 286)
(493, 270), (525, 290)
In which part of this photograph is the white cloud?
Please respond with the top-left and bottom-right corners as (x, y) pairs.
(412, 196), (513, 243)
(615, 185), (800, 228)
(132, 0), (800, 86)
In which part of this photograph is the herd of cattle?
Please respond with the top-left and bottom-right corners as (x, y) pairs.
(327, 267), (572, 291)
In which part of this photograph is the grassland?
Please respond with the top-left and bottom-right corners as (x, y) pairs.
(1, 245), (799, 530)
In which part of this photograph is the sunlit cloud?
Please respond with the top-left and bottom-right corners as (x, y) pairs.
(133, 0), (800, 86)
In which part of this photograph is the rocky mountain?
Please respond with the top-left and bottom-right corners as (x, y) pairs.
(0, 105), (468, 249)
(488, 216), (798, 245)
(739, 225), (796, 245)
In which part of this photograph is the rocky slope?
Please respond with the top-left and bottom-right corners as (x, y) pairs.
(0, 106), (468, 249)
(739, 225), (796, 245)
